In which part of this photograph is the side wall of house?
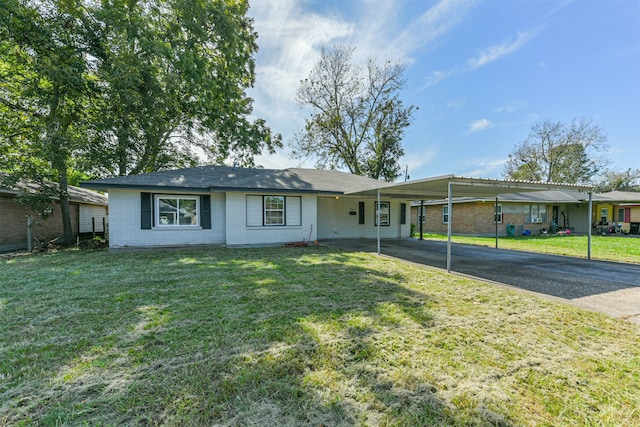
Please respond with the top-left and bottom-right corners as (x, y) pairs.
(225, 193), (317, 246)
(0, 194), (79, 251)
(108, 189), (225, 249)
(317, 197), (411, 239)
(411, 202), (590, 236)
(79, 205), (109, 234)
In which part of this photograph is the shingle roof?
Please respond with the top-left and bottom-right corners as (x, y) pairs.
(0, 179), (107, 206)
(80, 166), (392, 195)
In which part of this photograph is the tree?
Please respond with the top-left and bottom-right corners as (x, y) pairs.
(0, 0), (96, 246)
(595, 168), (640, 192)
(1, 0), (280, 245)
(83, 0), (281, 176)
(292, 45), (416, 182)
(503, 118), (609, 184)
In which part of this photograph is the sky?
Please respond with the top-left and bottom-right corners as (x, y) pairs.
(246, 0), (640, 182)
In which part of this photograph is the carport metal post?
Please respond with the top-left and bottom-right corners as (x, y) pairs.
(447, 180), (453, 272)
(495, 197), (499, 249)
(377, 188), (381, 255)
(587, 191), (593, 260)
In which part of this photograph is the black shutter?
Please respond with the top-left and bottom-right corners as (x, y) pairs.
(400, 203), (407, 225)
(358, 201), (365, 224)
(200, 195), (211, 229)
(141, 193), (152, 229)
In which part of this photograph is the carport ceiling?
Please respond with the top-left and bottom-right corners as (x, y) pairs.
(346, 174), (594, 199)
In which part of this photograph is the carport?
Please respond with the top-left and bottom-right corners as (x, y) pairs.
(346, 175), (594, 272)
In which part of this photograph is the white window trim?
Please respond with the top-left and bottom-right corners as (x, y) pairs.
(442, 205), (449, 224)
(154, 194), (200, 228)
(375, 201), (390, 226)
(494, 204), (503, 224)
(264, 195), (285, 226)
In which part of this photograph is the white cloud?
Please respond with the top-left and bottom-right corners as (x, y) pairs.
(468, 118), (492, 133)
(247, 0), (475, 165)
(494, 101), (527, 113)
(447, 97), (465, 109)
(402, 146), (438, 178)
(462, 158), (507, 178)
(467, 31), (537, 69)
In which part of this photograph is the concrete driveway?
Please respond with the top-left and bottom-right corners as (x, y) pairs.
(321, 238), (640, 324)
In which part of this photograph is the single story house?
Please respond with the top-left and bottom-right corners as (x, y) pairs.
(80, 166), (412, 250)
(0, 181), (108, 252)
(411, 190), (640, 236)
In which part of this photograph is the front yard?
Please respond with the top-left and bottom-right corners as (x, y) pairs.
(1, 247), (638, 426)
(417, 233), (640, 264)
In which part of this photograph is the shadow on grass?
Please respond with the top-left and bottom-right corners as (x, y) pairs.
(0, 247), (514, 426)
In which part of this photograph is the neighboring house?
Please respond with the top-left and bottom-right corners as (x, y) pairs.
(594, 191), (640, 235)
(0, 181), (108, 252)
(80, 166), (412, 250)
(411, 190), (640, 236)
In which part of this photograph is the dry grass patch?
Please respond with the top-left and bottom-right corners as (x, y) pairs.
(1, 247), (638, 426)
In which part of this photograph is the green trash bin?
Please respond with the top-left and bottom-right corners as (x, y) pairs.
(506, 223), (516, 237)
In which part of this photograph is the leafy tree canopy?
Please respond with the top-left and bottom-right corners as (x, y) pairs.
(503, 118), (609, 184)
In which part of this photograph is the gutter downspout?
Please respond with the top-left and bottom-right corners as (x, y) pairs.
(447, 180), (453, 273)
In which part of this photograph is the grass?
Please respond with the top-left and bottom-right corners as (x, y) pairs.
(1, 247), (639, 426)
(416, 233), (640, 264)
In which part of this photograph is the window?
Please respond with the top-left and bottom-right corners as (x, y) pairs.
(155, 195), (199, 226)
(358, 202), (365, 224)
(264, 196), (284, 225)
(619, 208), (631, 223)
(494, 204), (503, 223)
(418, 206), (425, 223)
(246, 195), (301, 227)
(400, 203), (407, 225)
(524, 204), (548, 223)
(600, 207), (609, 224)
(442, 206), (449, 224)
(375, 201), (390, 226)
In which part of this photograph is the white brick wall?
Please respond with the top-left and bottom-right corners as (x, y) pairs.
(108, 190), (225, 249)
(225, 193), (318, 246)
(317, 197), (411, 239)
(108, 189), (409, 249)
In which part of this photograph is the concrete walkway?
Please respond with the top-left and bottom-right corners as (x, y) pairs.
(321, 238), (640, 325)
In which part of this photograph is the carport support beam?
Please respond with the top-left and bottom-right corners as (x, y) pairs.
(587, 191), (592, 260)
(447, 180), (452, 273)
(495, 197), (499, 249)
(377, 189), (381, 256)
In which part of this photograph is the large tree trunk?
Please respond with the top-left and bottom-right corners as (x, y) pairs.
(57, 167), (74, 247)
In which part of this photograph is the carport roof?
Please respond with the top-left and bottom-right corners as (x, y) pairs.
(345, 174), (594, 199)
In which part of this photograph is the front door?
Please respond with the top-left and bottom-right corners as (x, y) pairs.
(552, 205), (559, 231)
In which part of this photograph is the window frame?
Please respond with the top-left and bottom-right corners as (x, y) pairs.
(154, 194), (200, 228)
(418, 206), (426, 224)
(375, 201), (390, 226)
(263, 195), (285, 226)
(494, 204), (503, 224)
(524, 204), (548, 224)
(442, 205), (449, 224)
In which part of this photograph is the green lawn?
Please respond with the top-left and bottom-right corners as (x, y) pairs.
(416, 233), (640, 264)
(1, 247), (639, 426)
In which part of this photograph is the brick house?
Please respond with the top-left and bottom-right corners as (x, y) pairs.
(411, 190), (640, 236)
(0, 182), (108, 252)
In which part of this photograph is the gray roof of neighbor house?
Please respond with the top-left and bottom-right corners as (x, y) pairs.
(80, 166), (393, 195)
(0, 179), (108, 206)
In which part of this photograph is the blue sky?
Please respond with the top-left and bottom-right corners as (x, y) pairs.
(247, 0), (640, 181)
